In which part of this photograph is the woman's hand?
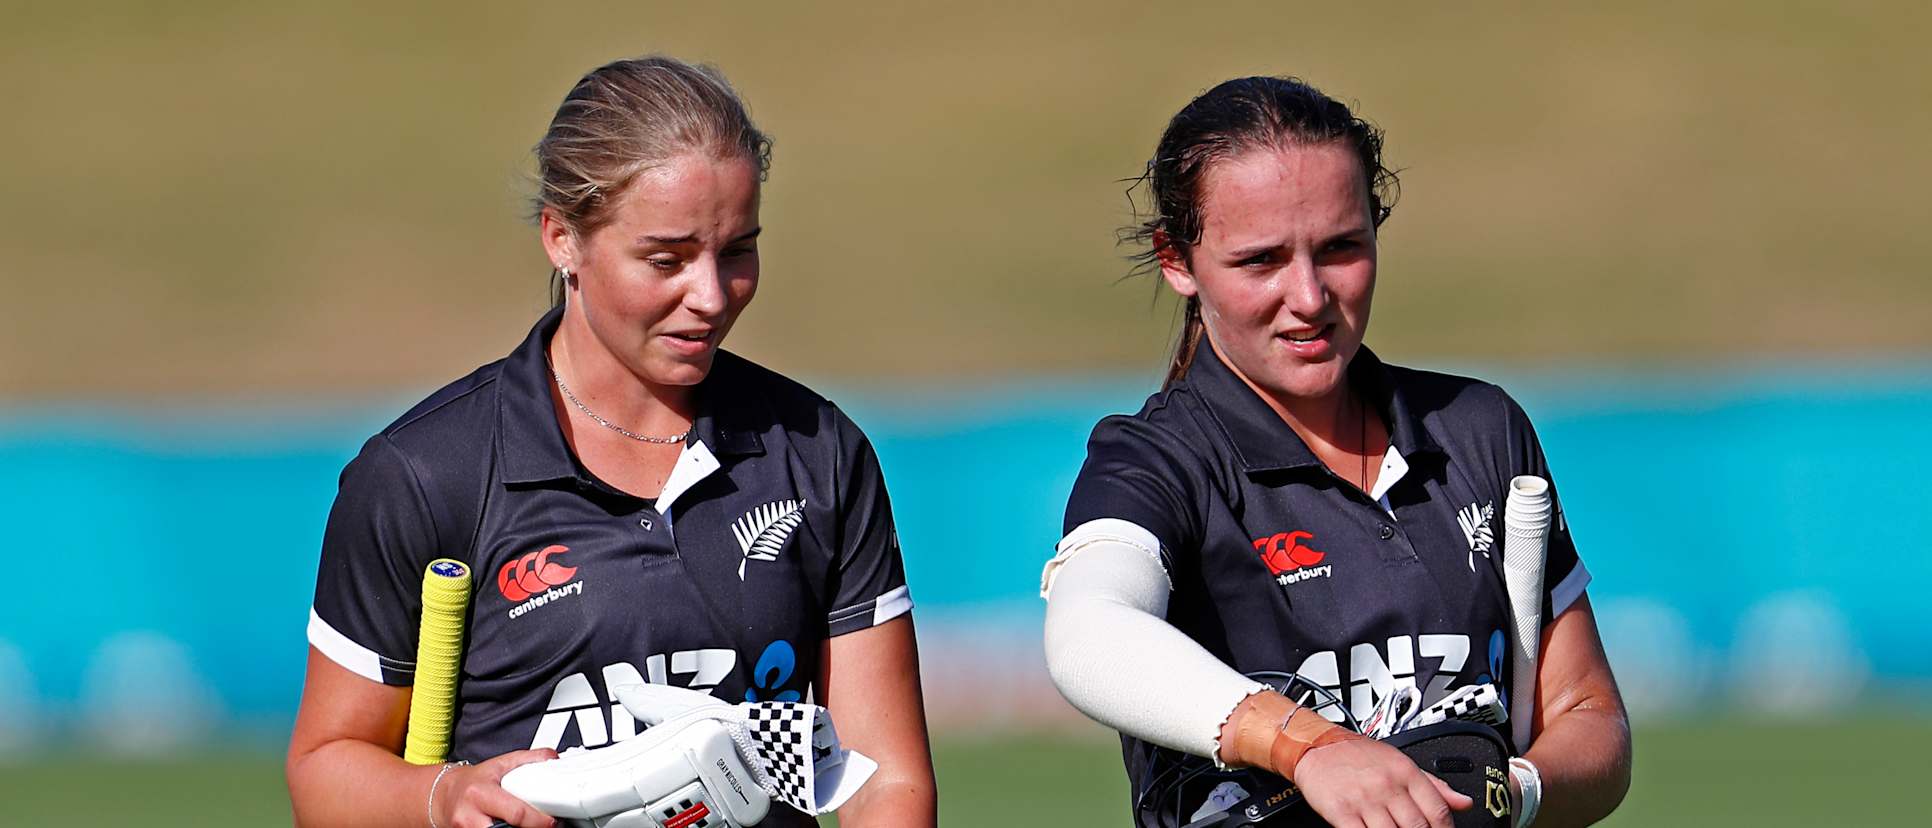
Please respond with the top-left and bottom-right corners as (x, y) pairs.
(1218, 691), (1471, 828)
(1294, 737), (1472, 828)
(287, 649), (558, 828)
(431, 750), (560, 828)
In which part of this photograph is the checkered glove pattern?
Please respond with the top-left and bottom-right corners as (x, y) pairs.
(1407, 682), (1508, 730)
(742, 702), (819, 813)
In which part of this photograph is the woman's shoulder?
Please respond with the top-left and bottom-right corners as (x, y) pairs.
(376, 359), (509, 448)
(707, 349), (867, 444)
(1377, 359), (1532, 438)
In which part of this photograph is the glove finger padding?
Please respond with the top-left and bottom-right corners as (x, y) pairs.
(615, 682), (732, 726)
(615, 683), (878, 816)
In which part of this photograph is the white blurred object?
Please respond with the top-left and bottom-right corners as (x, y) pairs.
(1729, 591), (1869, 715)
(79, 631), (220, 755)
(0, 639), (39, 755)
(1595, 598), (1704, 720)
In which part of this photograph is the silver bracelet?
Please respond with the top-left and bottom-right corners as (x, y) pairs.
(427, 760), (469, 828)
(1508, 756), (1543, 827)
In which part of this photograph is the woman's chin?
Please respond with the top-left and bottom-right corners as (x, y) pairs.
(637, 354), (713, 388)
(1265, 363), (1348, 403)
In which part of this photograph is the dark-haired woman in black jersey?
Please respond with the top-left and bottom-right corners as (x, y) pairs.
(1042, 77), (1630, 828)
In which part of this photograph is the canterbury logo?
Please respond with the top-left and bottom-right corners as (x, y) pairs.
(499, 544), (579, 601)
(1458, 501), (1495, 571)
(731, 499), (805, 580)
(1253, 530), (1325, 575)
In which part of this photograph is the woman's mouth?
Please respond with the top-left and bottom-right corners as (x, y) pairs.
(660, 329), (715, 356)
(1277, 324), (1335, 358)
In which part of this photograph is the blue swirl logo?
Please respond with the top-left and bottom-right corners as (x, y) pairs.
(746, 639), (801, 702)
(1486, 628), (1507, 707)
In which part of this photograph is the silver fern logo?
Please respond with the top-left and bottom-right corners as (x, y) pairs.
(1458, 501), (1495, 571)
(731, 499), (806, 580)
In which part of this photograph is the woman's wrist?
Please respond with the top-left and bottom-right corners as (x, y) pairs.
(426, 760), (468, 828)
(1269, 707), (1362, 781)
(1508, 756), (1542, 827)
(1217, 690), (1296, 769)
(1216, 690), (1363, 779)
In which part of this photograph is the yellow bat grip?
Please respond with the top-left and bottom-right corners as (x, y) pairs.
(404, 558), (471, 765)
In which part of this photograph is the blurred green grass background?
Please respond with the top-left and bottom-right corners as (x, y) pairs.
(6, 3), (1930, 825)
(5, 719), (1926, 826)
(4, 2), (1929, 397)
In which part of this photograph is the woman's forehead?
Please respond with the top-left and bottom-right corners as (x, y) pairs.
(1197, 143), (1369, 241)
(596, 154), (762, 241)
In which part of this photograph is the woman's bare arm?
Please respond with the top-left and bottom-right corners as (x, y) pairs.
(1523, 595), (1633, 826)
(818, 615), (937, 827)
(285, 648), (556, 828)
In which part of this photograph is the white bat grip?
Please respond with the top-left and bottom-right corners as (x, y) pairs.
(1503, 475), (1552, 753)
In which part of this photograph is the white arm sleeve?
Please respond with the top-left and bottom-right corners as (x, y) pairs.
(1042, 520), (1266, 762)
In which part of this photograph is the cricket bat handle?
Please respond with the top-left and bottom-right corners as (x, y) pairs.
(1503, 475), (1552, 753)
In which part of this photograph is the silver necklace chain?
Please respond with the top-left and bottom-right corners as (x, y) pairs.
(550, 367), (690, 445)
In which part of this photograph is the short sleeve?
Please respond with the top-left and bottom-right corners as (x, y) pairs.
(308, 435), (440, 685)
(1501, 394), (1590, 622)
(823, 410), (912, 636)
(1061, 415), (1206, 575)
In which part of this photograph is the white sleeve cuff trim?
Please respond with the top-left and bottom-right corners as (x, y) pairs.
(307, 608), (387, 683)
(1042, 518), (1170, 599)
(873, 584), (913, 626)
(1549, 560), (1591, 619)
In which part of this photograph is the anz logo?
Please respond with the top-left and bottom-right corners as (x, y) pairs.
(530, 648), (737, 750)
(1291, 633), (1494, 722)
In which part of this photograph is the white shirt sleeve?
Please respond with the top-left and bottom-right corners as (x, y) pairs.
(1042, 521), (1265, 762)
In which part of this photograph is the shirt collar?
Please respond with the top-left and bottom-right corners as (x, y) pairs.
(1184, 341), (1440, 473)
(496, 305), (767, 489)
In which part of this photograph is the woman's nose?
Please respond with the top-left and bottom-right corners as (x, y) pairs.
(1281, 257), (1329, 317)
(683, 258), (729, 316)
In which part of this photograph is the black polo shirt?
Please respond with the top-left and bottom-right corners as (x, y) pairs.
(1062, 344), (1588, 822)
(308, 307), (912, 784)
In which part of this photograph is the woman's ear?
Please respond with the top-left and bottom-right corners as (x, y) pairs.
(1154, 229), (1198, 298)
(539, 208), (580, 272)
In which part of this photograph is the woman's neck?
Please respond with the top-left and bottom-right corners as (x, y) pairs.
(1270, 383), (1364, 457)
(1207, 338), (1372, 457)
(548, 308), (697, 434)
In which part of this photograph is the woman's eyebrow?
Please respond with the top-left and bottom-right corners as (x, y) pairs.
(1225, 242), (1280, 260)
(634, 227), (762, 246)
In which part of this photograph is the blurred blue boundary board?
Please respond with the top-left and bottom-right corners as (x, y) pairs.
(3, 361), (1928, 718)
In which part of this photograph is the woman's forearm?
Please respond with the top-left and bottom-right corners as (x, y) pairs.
(1043, 539), (1264, 760)
(1522, 596), (1633, 826)
(835, 769), (937, 828)
(288, 737), (440, 828)
(1523, 695), (1631, 826)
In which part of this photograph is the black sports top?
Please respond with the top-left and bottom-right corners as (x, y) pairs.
(1062, 344), (1587, 826)
(308, 307), (912, 793)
